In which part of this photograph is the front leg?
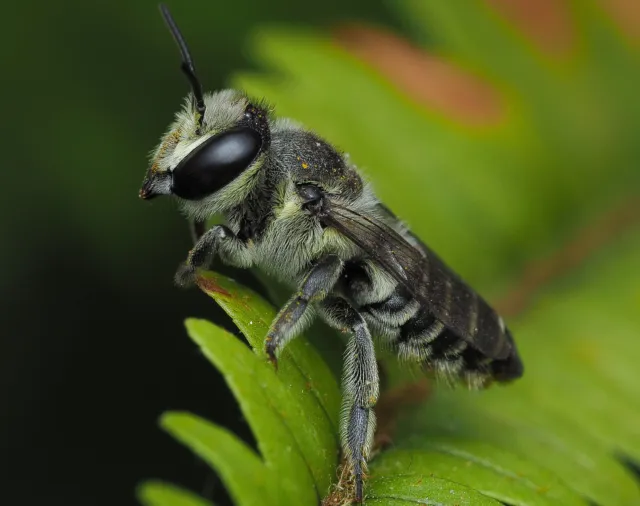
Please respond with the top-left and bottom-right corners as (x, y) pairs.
(189, 218), (207, 244)
(175, 224), (253, 287)
(321, 297), (379, 503)
(264, 254), (343, 366)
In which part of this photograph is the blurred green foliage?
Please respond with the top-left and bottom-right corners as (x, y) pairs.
(137, 1), (640, 505)
(234, 1), (639, 296)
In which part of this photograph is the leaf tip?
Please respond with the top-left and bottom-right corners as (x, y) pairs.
(183, 317), (214, 343)
(135, 480), (175, 506)
(135, 480), (157, 505)
(159, 410), (194, 433)
(136, 480), (212, 506)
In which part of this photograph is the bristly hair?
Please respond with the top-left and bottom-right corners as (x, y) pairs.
(159, 3), (206, 129)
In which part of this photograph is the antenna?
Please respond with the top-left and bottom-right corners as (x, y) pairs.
(159, 3), (206, 125)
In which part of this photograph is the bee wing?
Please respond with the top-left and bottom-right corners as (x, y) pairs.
(323, 204), (513, 360)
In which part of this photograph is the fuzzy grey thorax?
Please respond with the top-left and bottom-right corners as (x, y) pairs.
(210, 116), (375, 285)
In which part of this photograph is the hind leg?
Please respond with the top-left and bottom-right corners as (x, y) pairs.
(321, 297), (379, 502)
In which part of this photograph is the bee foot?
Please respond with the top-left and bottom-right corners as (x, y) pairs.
(265, 339), (279, 370)
(174, 262), (197, 288)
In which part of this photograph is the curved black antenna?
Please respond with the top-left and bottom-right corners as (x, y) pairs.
(159, 3), (206, 125)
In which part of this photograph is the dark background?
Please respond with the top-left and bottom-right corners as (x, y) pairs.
(0, 2), (403, 505)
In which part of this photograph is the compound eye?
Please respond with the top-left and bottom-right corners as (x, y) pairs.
(171, 127), (263, 200)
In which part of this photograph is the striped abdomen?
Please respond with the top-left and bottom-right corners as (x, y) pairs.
(342, 260), (523, 387)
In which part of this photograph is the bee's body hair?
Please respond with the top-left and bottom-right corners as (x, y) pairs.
(168, 97), (514, 387)
(143, 86), (523, 502)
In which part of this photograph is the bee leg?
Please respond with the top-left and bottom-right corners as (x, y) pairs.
(264, 255), (343, 366)
(175, 225), (252, 287)
(189, 218), (206, 244)
(321, 297), (379, 503)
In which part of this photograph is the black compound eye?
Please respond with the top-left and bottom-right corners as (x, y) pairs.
(171, 127), (263, 200)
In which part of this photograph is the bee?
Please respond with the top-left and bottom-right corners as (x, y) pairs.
(140, 5), (524, 503)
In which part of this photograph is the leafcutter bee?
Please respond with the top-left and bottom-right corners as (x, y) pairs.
(140, 5), (524, 502)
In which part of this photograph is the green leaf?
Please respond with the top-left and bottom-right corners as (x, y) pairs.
(146, 273), (342, 506)
(195, 271), (341, 434)
(161, 411), (277, 506)
(137, 481), (213, 506)
(367, 475), (503, 505)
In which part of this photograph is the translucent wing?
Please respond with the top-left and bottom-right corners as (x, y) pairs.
(323, 203), (513, 360)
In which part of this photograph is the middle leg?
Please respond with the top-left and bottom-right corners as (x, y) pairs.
(321, 297), (379, 503)
(264, 254), (343, 366)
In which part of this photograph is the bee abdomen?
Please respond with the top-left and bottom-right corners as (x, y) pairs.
(395, 310), (464, 359)
(360, 286), (420, 328)
(487, 329), (524, 381)
(393, 311), (437, 360)
(426, 328), (468, 358)
(344, 261), (523, 384)
(393, 308), (523, 385)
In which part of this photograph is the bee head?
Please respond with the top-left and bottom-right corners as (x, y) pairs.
(140, 5), (271, 219)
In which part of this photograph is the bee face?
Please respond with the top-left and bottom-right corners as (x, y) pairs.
(140, 90), (270, 209)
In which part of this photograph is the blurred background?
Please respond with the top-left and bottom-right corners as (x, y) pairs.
(2, 1), (638, 505)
